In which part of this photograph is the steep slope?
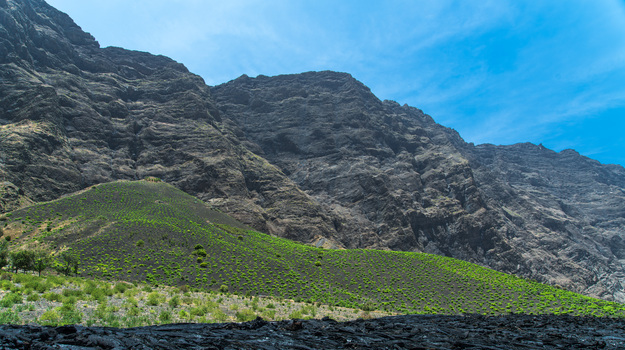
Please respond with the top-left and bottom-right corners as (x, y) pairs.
(3, 180), (623, 317)
(211, 72), (625, 302)
(0, 0), (340, 244)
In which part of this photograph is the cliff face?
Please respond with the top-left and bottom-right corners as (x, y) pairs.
(0, 0), (341, 244)
(2, 0), (625, 302)
(466, 143), (625, 300)
(211, 72), (625, 302)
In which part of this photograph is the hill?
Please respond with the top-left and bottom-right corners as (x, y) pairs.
(1, 0), (625, 303)
(2, 180), (623, 317)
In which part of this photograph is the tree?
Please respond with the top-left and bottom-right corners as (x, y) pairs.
(57, 251), (79, 276)
(32, 249), (52, 276)
(0, 241), (8, 270)
(10, 250), (35, 273)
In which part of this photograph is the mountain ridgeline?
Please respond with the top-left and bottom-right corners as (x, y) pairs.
(1, 0), (625, 303)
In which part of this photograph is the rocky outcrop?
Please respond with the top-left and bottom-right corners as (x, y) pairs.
(1, 315), (623, 349)
(2, 0), (625, 303)
(0, 181), (32, 213)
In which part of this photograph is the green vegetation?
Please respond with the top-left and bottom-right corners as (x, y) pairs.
(0, 271), (388, 326)
(0, 180), (624, 320)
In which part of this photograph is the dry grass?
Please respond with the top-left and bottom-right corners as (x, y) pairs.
(0, 272), (393, 327)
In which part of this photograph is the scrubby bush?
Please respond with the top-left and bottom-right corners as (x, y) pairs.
(159, 310), (172, 322)
(0, 292), (22, 308)
(147, 292), (162, 306)
(113, 282), (131, 294)
(168, 295), (180, 308)
(42, 292), (62, 302)
(38, 309), (61, 325)
(235, 309), (256, 322)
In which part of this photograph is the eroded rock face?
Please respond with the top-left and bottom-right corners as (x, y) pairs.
(466, 143), (625, 301)
(0, 315), (623, 349)
(0, 0), (340, 244)
(212, 72), (625, 302)
(2, 0), (625, 303)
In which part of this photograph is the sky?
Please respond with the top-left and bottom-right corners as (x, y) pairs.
(45, 0), (625, 167)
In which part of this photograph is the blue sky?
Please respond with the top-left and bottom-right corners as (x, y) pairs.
(46, 0), (625, 166)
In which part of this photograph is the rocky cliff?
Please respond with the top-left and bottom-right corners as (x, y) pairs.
(212, 72), (625, 302)
(1, 0), (625, 302)
(0, 0), (341, 245)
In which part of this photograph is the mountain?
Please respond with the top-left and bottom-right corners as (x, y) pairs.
(0, 0), (340, 246)
(211, 72), (625, 302)
(1, 0), (625, 302)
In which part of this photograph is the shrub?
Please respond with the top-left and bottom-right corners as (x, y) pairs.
(114, 282), (130, 294)
(38, 309), (61, 326)
(360, 300), (377, 311)
(262, 309), (276, 319)
(190, 306), (208, 317)
(0, 310), (19, 324)
(58, 304), (82, 325)
(90, 288), (106, 302)
(42, 292), (62, 302)
(0, 293), (22, 308)
(219, 285), (229, 293)
(26, 280), (51, 293)
(168, 295), (180, 308)
(147, 292), (162, 306)
(62, 289), (84, 298)
(0, 280), (14, 291)
(289, 310), (303, 319)
(235, 309), (256, 322)
(127, 306), (140, 316)
(212, 309), (228, 322)
(136, 240), (145, 248)
(159, 310), (172, 323)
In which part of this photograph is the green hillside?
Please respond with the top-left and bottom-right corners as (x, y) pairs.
(1, 180), (623, 317)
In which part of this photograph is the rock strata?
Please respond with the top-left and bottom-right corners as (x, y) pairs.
(1, 315), (624, 349)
